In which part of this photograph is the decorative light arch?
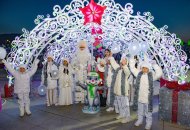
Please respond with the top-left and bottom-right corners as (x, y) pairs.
(7, 0), (189, 81)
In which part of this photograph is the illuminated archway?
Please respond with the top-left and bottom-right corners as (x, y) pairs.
(7, 0), (189, 81)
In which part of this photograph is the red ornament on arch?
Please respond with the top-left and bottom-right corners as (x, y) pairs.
(79, 0), (106, 25)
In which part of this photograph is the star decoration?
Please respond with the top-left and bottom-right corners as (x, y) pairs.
(79, 0), (106, 25)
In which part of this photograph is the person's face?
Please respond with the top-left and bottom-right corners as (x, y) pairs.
(100, 62), (105, 67)
(142, 67), (149, 73)
(121, 59), (127, 66)
(79, 45), (86, 51)
(105, 50), (110, 57)
(47, 57), (53, 62)
(19, 67), (26, 73)
(63, 60), (68, 66)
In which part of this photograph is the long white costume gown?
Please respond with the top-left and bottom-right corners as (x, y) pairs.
(72, 51), (91, 103)
(41, 62), (58, 106)
(58, 65), (73, 105)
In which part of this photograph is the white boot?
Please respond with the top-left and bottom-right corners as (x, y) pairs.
(135, 119), (143, 127)
(106, 107), (114, 112)
(145, 119), (152, 130)
(121, 117), (131, 123)
(145, 113), (152, 130)
(145, 123), (152, 130)
(116, 115), (123, 120)
(25, 104), (31, 116)
(19, 106), (24, 117)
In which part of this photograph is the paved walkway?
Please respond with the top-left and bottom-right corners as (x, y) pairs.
(0, 68), (189, 130)
(0, 95), (189, 130)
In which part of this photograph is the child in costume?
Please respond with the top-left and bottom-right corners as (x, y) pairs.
(129, 57), (162, 130)
(58, 58), (73, 105)
(2, 59), (39, 117)
(41, 54), (58, 106)
(105, 57), (120, 112)
(97, 58), (107, 107)
(114, 57), (131, 123)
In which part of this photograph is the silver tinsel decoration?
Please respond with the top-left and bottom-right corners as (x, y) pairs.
(159, 87), (190, 127)
(178, 90), (190, 127)
(159, 87), (173, 122)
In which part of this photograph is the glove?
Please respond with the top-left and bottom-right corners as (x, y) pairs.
(0, 59), (3, 64)
(1, 59), (6, 64)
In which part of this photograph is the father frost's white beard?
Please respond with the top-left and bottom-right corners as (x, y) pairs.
(76, 49), (90, 65)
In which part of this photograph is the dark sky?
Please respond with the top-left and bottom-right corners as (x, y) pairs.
(0, 0), (190, 42)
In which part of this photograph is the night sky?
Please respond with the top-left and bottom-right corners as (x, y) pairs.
(0, 0), (190, 42)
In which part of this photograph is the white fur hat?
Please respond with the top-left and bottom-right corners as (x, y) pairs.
(78, 40), (87, 47)
(19, 64), (27, 69)
(100, 59), (106, 65)
(120, 54), (128, 63)
(62, 57), (69, 63)
(108, 57), (120, 70)
(97, 58), (106, 64)
(47, 53), (54, 59)
(139, 61), (151, 70)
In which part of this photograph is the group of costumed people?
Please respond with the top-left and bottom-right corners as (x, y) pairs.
(1, 40), (163, 130)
